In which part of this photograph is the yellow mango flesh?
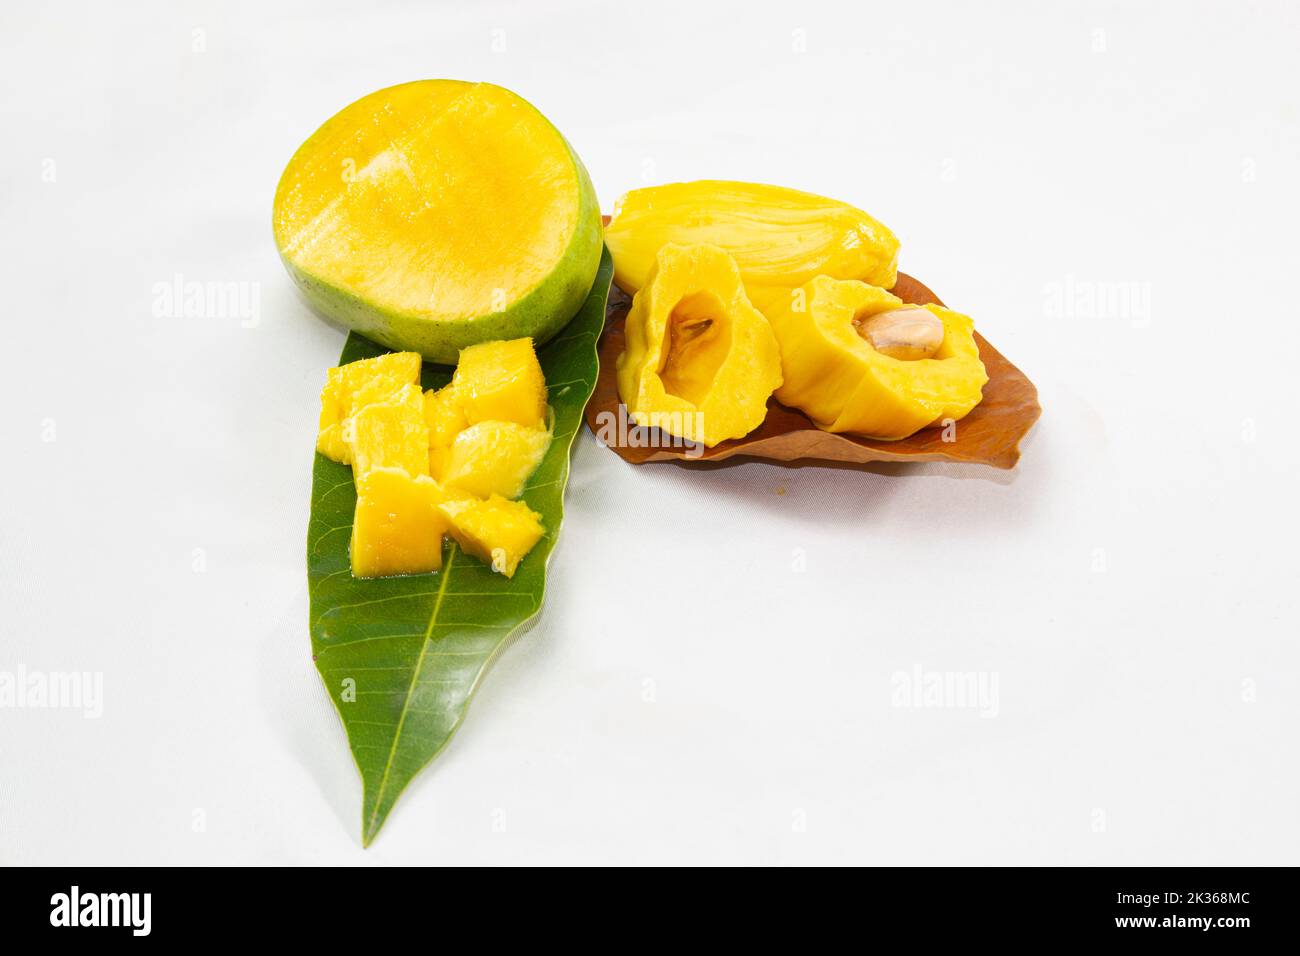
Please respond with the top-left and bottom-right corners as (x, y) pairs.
(441, 420), (552, 499)
(604, 180), (899, 307)
(766, 276), (988, 440)
(438, 494), (544, 579)
(351, 468), (448, 578)
(615, 243), (782, 447)
(319, 340), (551, 579)
(276, 81), (575, 324)
(273, 81), (601, 364)
(349, 384), (430, 479)
(317, 351), (422, 463)
(422, 384), (468, 480)
(452, 338), (548, 429)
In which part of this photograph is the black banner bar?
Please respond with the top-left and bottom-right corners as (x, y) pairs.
(1, 866), (1288, 942)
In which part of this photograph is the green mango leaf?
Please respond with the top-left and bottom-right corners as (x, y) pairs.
(307, 249), (613, 846)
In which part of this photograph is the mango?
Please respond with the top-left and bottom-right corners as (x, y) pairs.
(438, 495), (545, 579)
(274, 81), (602, 364)
(422, 384), (467, 481)
(320, 340), (553, 580)
(317, 351), (422, 464)
(350, 468), (448, 578)
(349, 384), (429, 479)
(441, 421), (552, 500)
(616, 243), (782, 447)
(604, 180), (899, 309)
(451, 338), (548, 430)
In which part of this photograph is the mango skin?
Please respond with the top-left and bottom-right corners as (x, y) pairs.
(280, 224), (600, 365)
(274, 81), (602, 365)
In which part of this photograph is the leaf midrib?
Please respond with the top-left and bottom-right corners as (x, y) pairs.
(363, 544), (459, 845)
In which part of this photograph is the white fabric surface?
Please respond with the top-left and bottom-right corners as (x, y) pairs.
(1, 0), (1296, 865)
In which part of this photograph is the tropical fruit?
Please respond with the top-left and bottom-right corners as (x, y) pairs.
(440, 421), (552, 499)
(348, 384), (429, 479)
(451, 338), (548, 429)
(274, 81), (602, 364)
(317, 351), (421, 463)
(603, 180), (899, 309)
(615, 243), (782, 447)
(765, 276), (988, 440)
(316, 337), (555, 579)
(422, 385), (467, 480)
(437, 495), (545, 578)
(351, 468), (447, 577)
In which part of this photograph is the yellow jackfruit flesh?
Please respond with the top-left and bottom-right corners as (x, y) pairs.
(765, 276), (988, 440)
(604, 180), (899, 309)
(616, 243), (782, 447)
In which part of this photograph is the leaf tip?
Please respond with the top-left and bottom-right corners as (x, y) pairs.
(361, 817), (382, 848)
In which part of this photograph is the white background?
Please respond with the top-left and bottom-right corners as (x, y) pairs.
(1, 0), (1296, 865)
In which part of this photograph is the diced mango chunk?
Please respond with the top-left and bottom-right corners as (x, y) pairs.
(350, 468), (448, 578)
(452, 338), (548, 429)
(440, 420), (551, 499)
(317, 351), (422, 464)
(323, 344), (555, 580)
(349, 384), (429, 480)
(438, 494), (544, 578)
(422, 385), (468, 481)
(317, 421), (354, 464)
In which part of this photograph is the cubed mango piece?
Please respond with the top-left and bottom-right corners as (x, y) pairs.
(350, 468), (448, 578)
(440, 420), (551, 499)
(451, 338), (548, 429)
(349, 384), (429, 480)
(438, 494), (544, 578)
(317, 351), (422, 464)
(422, 384), (468, 481)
